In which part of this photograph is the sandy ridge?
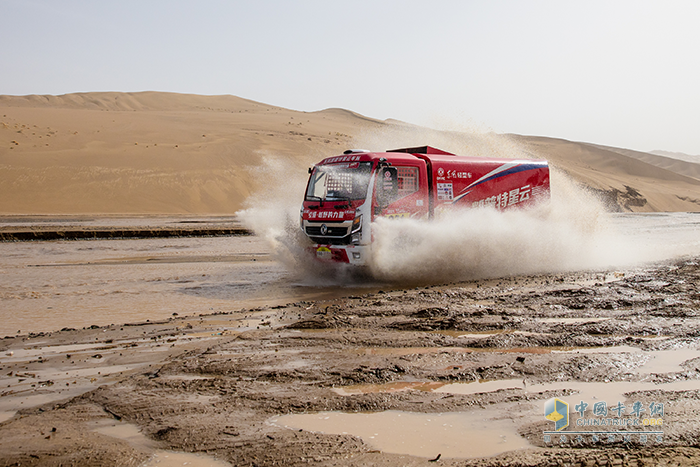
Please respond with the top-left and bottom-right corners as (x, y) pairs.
(2, 91), (700, 214)
(590, 144), (700, 182)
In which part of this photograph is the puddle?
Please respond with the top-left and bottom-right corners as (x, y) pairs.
(333, 381), (444, 396)
(336, 346), (700, 399)
(287, 372), (700, 459)
(94, 421), (231, 467)
(1, 343), (114, 362)
(636, 348), (700, 374)
(39, 363), (137, 379)
(456, 333), (503, 339)
(0, 358), (149, 414)
(95, 422), (153, 450)
(537, 317), (610, 324)
(332, 379), (525, 398)
(356, 347), (474, 356)
(0, 233), (387, 337)
(554, 345), (641, 355)
(0, 364), (141, 414)
(0, 393), (78, 413)
(433, 330), (508, 339)
(432, 330), (553, 339)
(354, 346), (553, 357)
(556, 346), (700, 374)
(142, 451), (233, 467)
(270, 410), (531, 459)
(475, 347), (554, 354)
(432, 378), (700, 408)
(432, 379), (525, 396)
(159, 374), (210, 381)
(526, 379), (700, 405)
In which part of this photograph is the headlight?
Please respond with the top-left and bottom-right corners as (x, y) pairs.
(351, 215), (362, 234)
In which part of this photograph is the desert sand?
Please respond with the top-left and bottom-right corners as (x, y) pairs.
(2, 91), (700, 214)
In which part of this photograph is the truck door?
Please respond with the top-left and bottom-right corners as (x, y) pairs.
(373, 163), (429, 220)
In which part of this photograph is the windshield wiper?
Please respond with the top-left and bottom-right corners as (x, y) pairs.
(331, 197), (352, 209)
(306, 195), (323, 208)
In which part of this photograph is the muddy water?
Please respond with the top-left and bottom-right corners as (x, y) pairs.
(292, 376), (700, 459)
(270, 410), (532, 459)
(292, 344), (700, 458)
(1, 212), (699, 337)
(556, 346), (700, 374)
(436, 378), (700, 402)
(94, 421), (231, 467)
(330, 346), (700, 402)
(0, 234), (382, 337)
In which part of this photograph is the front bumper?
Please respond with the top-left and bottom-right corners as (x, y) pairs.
(309, 244), (369, 265)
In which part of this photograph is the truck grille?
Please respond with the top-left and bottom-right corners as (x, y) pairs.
(304, 221), (352, 245)
(305, 225), (349, 237)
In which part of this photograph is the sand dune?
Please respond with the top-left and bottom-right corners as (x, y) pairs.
(511, 135), (700, 212)
(592, 144), (700, 181)
(651, 150), (700, 164)
(1, 91), (699, 214)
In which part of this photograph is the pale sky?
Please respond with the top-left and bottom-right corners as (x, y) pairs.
(2, 0), (699, 155)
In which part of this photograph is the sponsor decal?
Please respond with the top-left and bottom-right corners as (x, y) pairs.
(444, 170), (472, 179)
(471, 185), (531, 209)
(437, 182), (453, 201)
(452, 161), (545, 203)
(320, 155), (363, 164)
(305, 210), (353, 220)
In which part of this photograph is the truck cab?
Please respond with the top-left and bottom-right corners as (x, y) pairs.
(300, 146), (549, 265)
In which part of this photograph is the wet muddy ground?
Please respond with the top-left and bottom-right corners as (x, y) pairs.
(3, 256), (700, 466)
(0, 215), (250, 241)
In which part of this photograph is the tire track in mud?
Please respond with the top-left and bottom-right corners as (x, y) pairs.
(2, 258), (700, 465)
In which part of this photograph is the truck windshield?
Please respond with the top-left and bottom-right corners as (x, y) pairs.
(306, 162), (373, 201)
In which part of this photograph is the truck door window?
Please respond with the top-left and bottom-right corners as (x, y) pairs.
(378, 166), (419, 207)
(397, 167), (419, 197)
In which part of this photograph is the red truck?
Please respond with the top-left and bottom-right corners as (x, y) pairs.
(301, 146), (550, 265)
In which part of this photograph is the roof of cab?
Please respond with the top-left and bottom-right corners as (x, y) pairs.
(387, 146), (455, 155)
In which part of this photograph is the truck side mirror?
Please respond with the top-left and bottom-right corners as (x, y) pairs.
(377, 167), (398, 207)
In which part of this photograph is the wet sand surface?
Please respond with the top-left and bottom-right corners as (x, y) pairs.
(0, 215), (251, 241)
(0, 218), (385, 337)
(2, 215), (700, 465)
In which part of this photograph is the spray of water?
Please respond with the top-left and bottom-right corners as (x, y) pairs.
(238, 131), (696, 286)
(368, 172), (623, 284)
(236, 152), (366, 285)
(350, 124), (639, 282)
(236, 153), (308, 264)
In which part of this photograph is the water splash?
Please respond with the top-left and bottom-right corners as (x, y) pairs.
(237, 134), (695, 286)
